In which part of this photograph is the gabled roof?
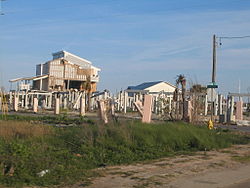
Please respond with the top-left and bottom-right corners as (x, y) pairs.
(128, 81), (164, 90)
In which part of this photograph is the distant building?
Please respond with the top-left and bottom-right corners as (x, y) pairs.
(124, 81), (177, 113)
(10, 51), (101, 92)
(127, 81), (176, 94)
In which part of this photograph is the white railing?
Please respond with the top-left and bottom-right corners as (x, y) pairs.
(19, 84), (30, 91)
(91, 75), (99, 82)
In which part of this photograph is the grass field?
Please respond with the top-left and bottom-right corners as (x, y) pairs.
(0, 114), (249, 187)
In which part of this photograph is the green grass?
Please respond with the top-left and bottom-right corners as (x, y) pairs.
(0, 114), (94, 125)
(0, 117), (249, 187)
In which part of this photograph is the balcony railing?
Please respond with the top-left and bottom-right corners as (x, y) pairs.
(91, 75), (99, 82)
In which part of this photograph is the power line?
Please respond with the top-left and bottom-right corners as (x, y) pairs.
(217, 35), (250, 46)
(219, 35), (250, 39)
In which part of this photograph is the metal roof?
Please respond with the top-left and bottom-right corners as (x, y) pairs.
(127, 81), (164, 90)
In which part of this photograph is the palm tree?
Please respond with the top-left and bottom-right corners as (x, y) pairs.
(176, 74), (186, 120)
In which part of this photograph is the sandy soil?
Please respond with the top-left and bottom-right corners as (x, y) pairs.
(70, 144), (250, 188)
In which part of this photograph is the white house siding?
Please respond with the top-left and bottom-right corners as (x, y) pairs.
(146, 82), (176, 93)
(49, 60), (64, 78)
(64, 53), (91, 69)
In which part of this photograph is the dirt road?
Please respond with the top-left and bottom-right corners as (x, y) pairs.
(77, 144), (250, 188)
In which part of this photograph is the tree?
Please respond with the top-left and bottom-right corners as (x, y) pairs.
(190, 84), (206, 93)
(176, 74), (186, 121)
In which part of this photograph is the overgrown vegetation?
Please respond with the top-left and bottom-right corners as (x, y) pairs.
(0, 114), (94, 125)
(0, 116), (249, 187)
(0, 121), (51, 140)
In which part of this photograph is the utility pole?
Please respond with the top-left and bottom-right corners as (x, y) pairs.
(212, 34), (216, 83)
(208, 34), (250, 127)
(207, 34), (219, 128)
(211, 34), (217, 123)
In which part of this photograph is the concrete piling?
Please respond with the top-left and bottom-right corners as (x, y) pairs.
(33, 97), (38, 113)
(80, 95), (85, 116)
(54, 97), (60, 115)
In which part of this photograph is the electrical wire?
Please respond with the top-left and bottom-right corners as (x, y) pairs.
(217, 35), (250, 46)
(219, 36), (250, 39)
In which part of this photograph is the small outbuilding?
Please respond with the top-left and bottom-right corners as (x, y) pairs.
(127, 81), (176, 94)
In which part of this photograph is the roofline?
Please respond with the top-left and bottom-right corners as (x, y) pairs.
(91, 65), (101, 71)
(125, 89), (150, 93)
(142, 81), (177, 90)
(52, 50), (92, 65)
(9, 75), (49, 82)
(164, 81), (177, 89)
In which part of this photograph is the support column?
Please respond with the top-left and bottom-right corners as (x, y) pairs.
(59, 94), (63, 108)
(48, 94), (52, 109)
(63, 97), (68, 109)
(71, 91), (74, 104)
(42, 99), (46, 109)
(67, 80), (70, 90)
(25, 92), (28, 109)
(155, 96), (158, 114)
(45, 95), (48, 108)
(218, 94), (223, 115)
(230, 96), (234, 120)
(124, 91), (127, 114)
(75, 92), (80, 109)
(214, 94), (218, 116)
(68, 91), (72, 102)
(235, 101), (243, 120)
(169, 97), (172, 112)
(9, 91), (13, 105)
(132, 94), (136, 111)
(21, 91), (24, 108)
(227, 96), (235, 123)
(104, 91), (108, 100)
(31, 94), (34, 106)
(111, 99), (115, 116)
(117, 92), (121, 111)
(33, 97), (38, 113)
(142, 95), (153, 123)
(204, 95), (208, 115)
(54, 97), (60, 115)
(13, 94), (19, 112)
(97, 100), (108, 124)
(184, 100), (192, 122)
(119, 91), (122, 111)
(80, 94), (85, 116)
(139, 93), (143, 101)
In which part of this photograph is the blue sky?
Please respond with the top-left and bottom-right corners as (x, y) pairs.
(0, 0), (250, 94)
